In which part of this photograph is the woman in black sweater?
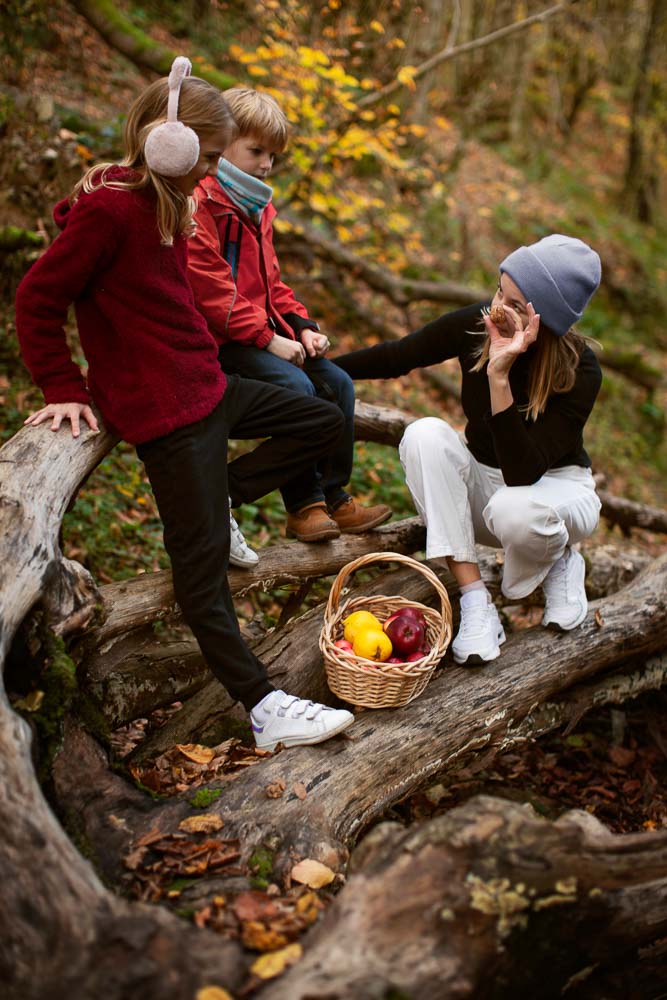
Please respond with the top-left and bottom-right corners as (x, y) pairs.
(335, 234), (602, 665)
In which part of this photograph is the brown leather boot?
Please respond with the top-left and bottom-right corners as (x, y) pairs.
(286, 502), (341, 542)
(330, 496), (392, 534)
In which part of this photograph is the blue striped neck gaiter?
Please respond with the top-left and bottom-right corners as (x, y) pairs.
(216, 158), (273, 225)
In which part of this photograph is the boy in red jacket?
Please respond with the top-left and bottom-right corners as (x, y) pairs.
(187, 88), (391, 546)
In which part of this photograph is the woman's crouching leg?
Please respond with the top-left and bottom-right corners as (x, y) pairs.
(399, 417), (479, 563)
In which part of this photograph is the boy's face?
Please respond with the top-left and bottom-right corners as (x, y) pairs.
(223, 133), (277, 180)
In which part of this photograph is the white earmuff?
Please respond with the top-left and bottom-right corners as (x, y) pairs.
(144, 56), (200, 177)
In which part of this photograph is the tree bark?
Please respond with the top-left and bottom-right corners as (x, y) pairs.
(260, 794), (667, 999)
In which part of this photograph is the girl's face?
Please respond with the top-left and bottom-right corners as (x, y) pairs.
(491, 273), (530, 338)
(170, 129), (229, 195)
(223, 134), (276, 179)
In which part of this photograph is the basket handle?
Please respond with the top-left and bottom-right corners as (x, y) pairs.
(325, 550), (451, 626)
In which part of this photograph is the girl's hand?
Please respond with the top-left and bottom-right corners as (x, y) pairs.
(24, 402), (99, 438)
(485, 302), (540, 379)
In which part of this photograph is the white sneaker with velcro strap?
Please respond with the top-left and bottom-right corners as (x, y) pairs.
(229, 499), (259, 568)
(251, 690), (354, 751)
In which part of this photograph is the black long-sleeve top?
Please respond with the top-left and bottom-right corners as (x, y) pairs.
(334, 302), (602, 486)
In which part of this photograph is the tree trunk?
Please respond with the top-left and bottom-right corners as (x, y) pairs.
(621, 0), (666, 223)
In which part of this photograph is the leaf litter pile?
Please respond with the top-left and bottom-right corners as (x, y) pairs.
(111, 707), (341, 985)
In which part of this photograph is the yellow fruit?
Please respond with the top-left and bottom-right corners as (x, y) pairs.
(343, 610), (382, 643)
(352, 628), (393, 662)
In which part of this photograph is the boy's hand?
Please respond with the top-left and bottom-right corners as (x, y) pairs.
(24, 402), (99, 438)
(267, 335), (306, 367)
(301, 329), (330, 358)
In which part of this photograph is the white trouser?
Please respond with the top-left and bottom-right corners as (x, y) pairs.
(399, 417), (601, 600)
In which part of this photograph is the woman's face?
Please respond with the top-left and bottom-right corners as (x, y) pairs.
(491, 273), (530, 338)
(170, 129), (228, 196)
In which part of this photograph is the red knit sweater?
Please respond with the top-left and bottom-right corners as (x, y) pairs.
(15, 170), (226, 444)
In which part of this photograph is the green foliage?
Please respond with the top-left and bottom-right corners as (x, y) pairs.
(248, 845), (275, 890)
(190, 787), (223, 808)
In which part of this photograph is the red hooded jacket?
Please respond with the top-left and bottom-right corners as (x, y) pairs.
(15, 169), (225, 444)
(187, 176), (316, 348)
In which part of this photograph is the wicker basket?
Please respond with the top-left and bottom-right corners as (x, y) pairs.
(319, 551), (452, 709)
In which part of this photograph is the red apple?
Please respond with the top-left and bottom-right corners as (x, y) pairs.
(334, 638), (354, 652)
(383, 607), (427, 633)
(405, 650), (426, 662)
(384, 615), (425, 656)
(386, 656), (404, 664)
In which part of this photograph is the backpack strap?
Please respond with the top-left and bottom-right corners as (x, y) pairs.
(221, 215), (243, 281)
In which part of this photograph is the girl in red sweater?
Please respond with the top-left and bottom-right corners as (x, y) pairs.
(15, 58), (354, 751)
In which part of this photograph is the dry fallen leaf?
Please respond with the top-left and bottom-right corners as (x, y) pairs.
(176, 743), (216, 764)
(250, 942), (302, 980)
(265, 779), (287, 799)
(292, 781), (308, 800)
(290, 858), (335, 888)
(234, 890), (279, 923)
(594, 609), (604, 627)
(178, 814), (224, 834)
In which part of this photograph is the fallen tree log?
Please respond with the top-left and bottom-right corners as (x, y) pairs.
(261, 794), (667, 999)
(79, 539), (650, 736)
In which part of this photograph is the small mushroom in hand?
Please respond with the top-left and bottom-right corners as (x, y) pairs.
(489, 304), (505, 325)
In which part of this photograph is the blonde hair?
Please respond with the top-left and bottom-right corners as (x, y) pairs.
(471, 320), (590, 422)
(70, 76), (236, 244)
(222, 87), (288, 152)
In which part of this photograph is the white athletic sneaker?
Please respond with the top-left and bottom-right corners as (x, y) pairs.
(542, 547), (588, 630)
(229, 500), (259, 568)
(251, 690), (354, 751)
(452, 590), (506, 665)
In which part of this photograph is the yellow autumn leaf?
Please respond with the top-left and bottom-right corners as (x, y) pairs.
(176, 743), (215, 764)
(290, 858), (335, 888)
(248, 65), (269, 77)
(178, 814), (224, 834)
(196, 988), (234, 1000)
(397, 65), (418, 91)
(370, 19), (385, 33)
(251, 942), (302, 980)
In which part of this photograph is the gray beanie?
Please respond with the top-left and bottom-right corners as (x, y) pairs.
(499, 234), (601, 336)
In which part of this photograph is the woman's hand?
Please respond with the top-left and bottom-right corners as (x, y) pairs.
(485, 302), (540, 379)
(24, 402), (99, 438)
(267, 334), (306, 367)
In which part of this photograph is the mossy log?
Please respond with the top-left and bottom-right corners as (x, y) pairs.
(69, 0), (236, 89)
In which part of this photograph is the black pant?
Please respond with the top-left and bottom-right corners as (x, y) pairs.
(137, 375), (344, 710)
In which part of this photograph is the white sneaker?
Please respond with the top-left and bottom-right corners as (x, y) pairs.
(452, 590), (506, 665)
(229, 500), (259, 568)
(251, 690), (354, 751)
(542, 547), (587, 630)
